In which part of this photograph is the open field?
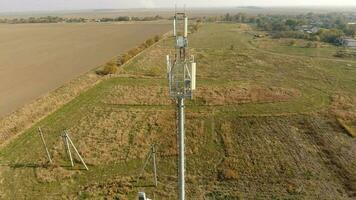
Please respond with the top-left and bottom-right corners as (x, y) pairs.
(0, 23), (355, 199)
(0, 22), (170, 117)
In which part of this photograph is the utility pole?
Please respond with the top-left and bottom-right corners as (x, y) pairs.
(62, 130), (89, 170)
(152, 145), (158, 187)
(167, 10), (196, 200)
(38, 127), (52, 164)
(138, 145), (158, 187)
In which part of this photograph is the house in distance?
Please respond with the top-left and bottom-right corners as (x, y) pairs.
(343, 38), (356, 47)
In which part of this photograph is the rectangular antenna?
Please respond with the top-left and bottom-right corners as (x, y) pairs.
(184, 17), (188, 38)
(173, 16), (177, 37)
(191, 62), (196, 90)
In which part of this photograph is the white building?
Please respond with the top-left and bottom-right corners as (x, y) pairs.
(343, 39), (356, 47)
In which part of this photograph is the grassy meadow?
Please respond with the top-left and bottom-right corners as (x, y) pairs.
(0, 23), (355, 199)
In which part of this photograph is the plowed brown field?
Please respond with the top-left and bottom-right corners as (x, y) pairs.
(0, 22), (169, 117)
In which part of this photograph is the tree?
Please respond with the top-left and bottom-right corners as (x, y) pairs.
(224, 13), (232, 21)
(272, 21), (288, 31)
(286, 19), (298, 30)
(317, 28), (344, 44)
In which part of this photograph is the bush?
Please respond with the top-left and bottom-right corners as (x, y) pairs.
(288, 40), (297, 46)
(96, 62), (117, 75)
(310, 35), (320, 41)
(305, 42), (320, 48)
(145, 38), (154, 47)
(118, 53), (131, 65)
(218, 168), (238, 181)
(317, 28), (344, 44)
(128, 48), (140, 57)
(99, 34), (161, 75)
(154, 35), (161, 42)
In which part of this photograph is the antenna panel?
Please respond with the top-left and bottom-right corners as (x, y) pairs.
(191, 62), (196, 90)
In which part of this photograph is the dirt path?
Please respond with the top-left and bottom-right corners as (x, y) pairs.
(0, 22), (170, 118)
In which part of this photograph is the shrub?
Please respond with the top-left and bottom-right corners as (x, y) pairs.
(305, 41), (320, 48)
(288, 40), (297, 46)
(310, 35), (320, 41)
(218, 168), (239, 181)
(317, 28), (344, 44)
(139, 43), (147, 49)
(96, 62), (117, 75)
(154, 35), (161, 42)
(145, 38), (154, 47)
(118, 53), (131, 65)
(128, 48), (140, 57)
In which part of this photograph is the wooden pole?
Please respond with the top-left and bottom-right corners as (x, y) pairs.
(38, 127), (52, 163)
(139, 151), (152, 180)
(152, 145), (158, 187)
(65, 131), (89, 171)
(63, 132), (74, 167)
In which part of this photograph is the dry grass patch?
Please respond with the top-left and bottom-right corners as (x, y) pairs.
(194, 85), (300, 105)
(79, 176), (134, 199)
(52, 108), (176, 165)
(331, 94), (356, 122)
(103, 85), (171, 105)
(103, 84), (299, 106)
(0, 72), (101, 147)
(218, 157), (239, 181)
(331, 94), (356, 135)
(35, 165), (79, 183)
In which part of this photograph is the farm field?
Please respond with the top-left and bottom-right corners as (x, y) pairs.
(0, 22), (170, 117)
(0, 23), (355, 199)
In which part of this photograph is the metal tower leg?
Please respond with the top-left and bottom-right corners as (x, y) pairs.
(177, 97), (185, 200)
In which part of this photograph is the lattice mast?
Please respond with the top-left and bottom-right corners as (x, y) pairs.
(166, 11), (196, 200)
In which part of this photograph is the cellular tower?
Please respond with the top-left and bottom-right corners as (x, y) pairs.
(166, 11), (196, 200)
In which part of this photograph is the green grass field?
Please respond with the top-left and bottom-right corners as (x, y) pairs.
(0, 23), (355, 199)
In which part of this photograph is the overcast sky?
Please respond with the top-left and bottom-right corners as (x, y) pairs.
(1, 0), (356, 12)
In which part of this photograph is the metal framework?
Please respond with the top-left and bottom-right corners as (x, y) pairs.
(166, 11), (196, 200)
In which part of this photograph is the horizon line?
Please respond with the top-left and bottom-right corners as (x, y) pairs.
(1, 5), (356, 14)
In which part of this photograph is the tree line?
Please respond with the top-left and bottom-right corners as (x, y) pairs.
(0, 15), (164, 24)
